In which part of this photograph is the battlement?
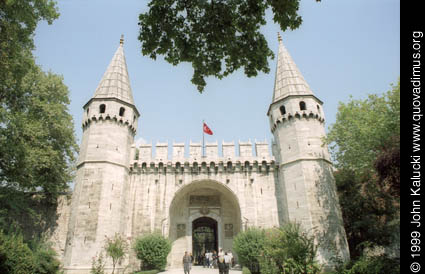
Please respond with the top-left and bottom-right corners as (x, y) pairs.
(129, 140), (275, 172)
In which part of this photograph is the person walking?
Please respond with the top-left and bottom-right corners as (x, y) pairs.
(205, 250), (212, 268)
(227, 251), (234, 268)
(218, 249), (225, 274)
(224, 252), (232, 274)
(203, 252), (208, 268)
(183, 251), (192, 274)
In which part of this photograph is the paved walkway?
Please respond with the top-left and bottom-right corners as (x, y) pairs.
(161, 266), (242, 274)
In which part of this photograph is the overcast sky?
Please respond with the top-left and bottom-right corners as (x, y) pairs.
(34, 0), (400, 156)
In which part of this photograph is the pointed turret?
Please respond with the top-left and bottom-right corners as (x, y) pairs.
(272, 33), (314, 103)
(63, 36), (140, 272)
(268, 34), (350, 269)
(93, 35), (135, 105)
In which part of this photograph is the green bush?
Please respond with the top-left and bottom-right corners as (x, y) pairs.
(233, 227), (265, 274)
(31, 240), (62, 274)
(133, 233), (171, 271)
(91, 252), (106, 274)
(0, 231), (35, 274)
(0, 231), (62, 274)
(331, 254), (399, 274)
(259, 224), (321, 274)
(134, 270), (160, 274)
(242, 266), (252, 274)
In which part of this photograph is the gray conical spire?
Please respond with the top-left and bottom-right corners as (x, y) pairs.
(93, 35), (135, 105)
(272, 33), (314, 103)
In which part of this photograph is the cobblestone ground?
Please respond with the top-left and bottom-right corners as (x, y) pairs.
(161, 266), (242, 274)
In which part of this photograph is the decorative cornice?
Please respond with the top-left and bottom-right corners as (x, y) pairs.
(82, 114), (137, 135)
(270, 110), (325, 133)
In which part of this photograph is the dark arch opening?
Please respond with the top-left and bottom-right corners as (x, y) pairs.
(192, 217), (218, 264)
(99, 104), (106, 113)
(299, 101), (306, 111)
(119, 107), (125, 117)
(279, 105), (286, 115)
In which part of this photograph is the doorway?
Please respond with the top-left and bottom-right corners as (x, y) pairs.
(192, 217), (218, 265)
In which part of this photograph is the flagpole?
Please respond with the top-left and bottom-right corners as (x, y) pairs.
(202, 119), (205, 157)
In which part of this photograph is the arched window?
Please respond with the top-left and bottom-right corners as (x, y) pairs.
(279, 105), (286, 115)
(299, 101), (306, 111)
(99, 104), (106, 113)
(317, 105), (320, 111)
(119, 107), (125, 117)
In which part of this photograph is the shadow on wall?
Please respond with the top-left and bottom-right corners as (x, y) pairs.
(313, 161), (350, 265)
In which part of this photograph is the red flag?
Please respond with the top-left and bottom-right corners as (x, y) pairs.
(203, 122), (213, 135)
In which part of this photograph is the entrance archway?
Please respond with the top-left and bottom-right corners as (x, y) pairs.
(192, 217), (217, 265)
(167, 179), (241, 268)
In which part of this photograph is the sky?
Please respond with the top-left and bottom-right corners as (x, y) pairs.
(34, 0), (400, 156)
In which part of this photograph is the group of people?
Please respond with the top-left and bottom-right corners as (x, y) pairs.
(183, 249), (234, 274)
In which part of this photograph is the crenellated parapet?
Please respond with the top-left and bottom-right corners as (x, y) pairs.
(269, 108), (325, 133)
(129, 140), (276, 174)
(82, 113), (137, 135)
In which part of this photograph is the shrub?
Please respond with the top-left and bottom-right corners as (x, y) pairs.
(31, 240), (62, 274)
(0, 231), (62, 274)
(91, 252), (106, 274)
(233, 227), (265, 274)
(133, 233), (171, 271)
(105, 233), (128, 274)
(242, 266), (252, 274)
(0, 231), (35, 274)
(331, 254), (399, 274)
(259, 224), (321, 274)
(134, 270), (160, 274)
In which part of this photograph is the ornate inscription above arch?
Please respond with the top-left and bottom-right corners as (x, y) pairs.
(189, 195), (220, 207)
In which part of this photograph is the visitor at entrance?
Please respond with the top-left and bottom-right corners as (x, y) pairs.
(212, 250), (218, 268)
(203, 252), (208, 268)
(224, 252), (232, 274)
(218, 249), (226, 274)
(183, 251), (192, 274)
(227, 251), (234, 268)
(206, 250), (212, 268)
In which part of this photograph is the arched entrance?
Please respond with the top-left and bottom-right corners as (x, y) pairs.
(167, 180), (241, 268)
(192, 217), (217, 264)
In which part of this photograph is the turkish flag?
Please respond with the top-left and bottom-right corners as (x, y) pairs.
(203, 122), (213, 135)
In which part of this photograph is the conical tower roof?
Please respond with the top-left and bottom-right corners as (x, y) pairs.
(92, 35), (135, 105)
(272, 34), (314, 103)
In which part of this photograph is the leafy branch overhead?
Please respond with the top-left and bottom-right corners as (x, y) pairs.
(138, 0), (320, 92)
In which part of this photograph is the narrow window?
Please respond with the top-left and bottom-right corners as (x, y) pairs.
(317, 105), (320, 111)
(86, 108), (89, 115)
(299, 101), (306, 111)
(279, 105), (286, 115)
(119, 107), (125, 117)
(99, 104), (106, 113)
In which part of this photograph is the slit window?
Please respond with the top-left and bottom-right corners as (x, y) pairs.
(119, 107), (125, 117)
(99, 104), (106, 113)
(299, 101), (306, 111)
(279, 105), (286, 115)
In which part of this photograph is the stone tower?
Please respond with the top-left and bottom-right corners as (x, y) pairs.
(267, 35), (350, 266)
(63, 36), (139, 273)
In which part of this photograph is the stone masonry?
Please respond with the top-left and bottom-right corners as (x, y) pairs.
(52, 35), (350, 273)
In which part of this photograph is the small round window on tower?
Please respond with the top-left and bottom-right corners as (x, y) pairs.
(99, 104), (106, 113)
(119, 107), (125, 117)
